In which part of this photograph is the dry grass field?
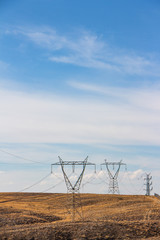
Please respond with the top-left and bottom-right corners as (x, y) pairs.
(0, 193), (160, 239)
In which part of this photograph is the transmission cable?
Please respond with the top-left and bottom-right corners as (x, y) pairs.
(19, 173), (51, 192)
(42, 179), (64, 193)
(0, 172), (63, 203)
(51, 172), (64, 181)
(0, 148), (48, 165)
(82, 171), (108, 188)
(125, 169), (144, 193)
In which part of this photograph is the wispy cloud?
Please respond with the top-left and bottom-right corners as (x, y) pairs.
(68, 81), (160, 111)
(0, 84), (160, 145)
(7, 26), (160, 76)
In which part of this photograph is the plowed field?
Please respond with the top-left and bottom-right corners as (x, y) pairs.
(0, 193), (160, 239)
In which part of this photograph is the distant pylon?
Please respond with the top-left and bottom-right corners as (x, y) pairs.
(101, 160), (127, 194)
(51, 156), (96, 221)
(144, 173), (153, 196)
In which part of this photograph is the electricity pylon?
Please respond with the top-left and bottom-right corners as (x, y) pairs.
(101, 160), (127, 194)
(144, 173), (153, 196)
(51, 156), (96, 221)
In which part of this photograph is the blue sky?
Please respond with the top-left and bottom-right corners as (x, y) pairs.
(0, 0), (160, 194)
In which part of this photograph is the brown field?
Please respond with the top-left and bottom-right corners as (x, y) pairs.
(0, 193), (160, 239)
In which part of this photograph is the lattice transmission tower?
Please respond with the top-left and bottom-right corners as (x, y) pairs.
(51, 156), (96, 221)
(101, 160), (127, 194)
(144, 173), (153, 196)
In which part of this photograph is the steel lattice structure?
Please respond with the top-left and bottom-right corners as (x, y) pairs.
(144, 173), (153, 196)
(101, 160), (127, 194)
(51, 156), (96, 221)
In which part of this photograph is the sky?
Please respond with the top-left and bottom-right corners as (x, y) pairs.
(0, 0), (160, 194)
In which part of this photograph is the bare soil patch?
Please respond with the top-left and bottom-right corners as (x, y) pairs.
(0, 193), (160, 239)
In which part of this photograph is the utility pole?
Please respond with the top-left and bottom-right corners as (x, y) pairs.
(51, 156), (96, 222)
(101, 160), (127, 194)
(144, 173), (153, 196)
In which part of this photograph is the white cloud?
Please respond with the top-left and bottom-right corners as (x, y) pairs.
(123, 169), (144, 180)
(8, 26), (160, 76)
(0, 84), (160, 145)
(68, 81), (160, 111)
(11, 27), (67, 50)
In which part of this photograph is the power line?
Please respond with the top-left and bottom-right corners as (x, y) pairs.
(124, 170), (144, 193)
(19, 173), (51, 192)
(82, 171), (109, 188)
(42, 179), (64, 193)
(0, 148), (48, 165)
(51, 172), (64, 181)
(0, 172), (64, 204)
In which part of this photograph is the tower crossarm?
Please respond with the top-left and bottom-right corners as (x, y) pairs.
(101, 160), (126, 179)
(51, 156), (96, 193)
(51, 159), (95, 172)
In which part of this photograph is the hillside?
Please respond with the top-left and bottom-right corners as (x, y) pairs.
(0, 193), (160, 239)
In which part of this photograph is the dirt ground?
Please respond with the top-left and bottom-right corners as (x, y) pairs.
(0, 193), (160, 239)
